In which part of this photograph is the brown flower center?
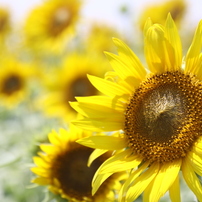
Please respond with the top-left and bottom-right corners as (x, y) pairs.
(52, 143), (113, 201)
(125, 71), (202, 163)
(1, 75), (23, 95)
(170, 2), (185, 22)
(66, 76), (97, 102)
(49, 7), (72, 37)
(0, 13), (9, 32)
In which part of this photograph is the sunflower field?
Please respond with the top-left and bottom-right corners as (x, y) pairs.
(0, 0), (202, 202)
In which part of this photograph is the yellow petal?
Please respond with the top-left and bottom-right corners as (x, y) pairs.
(126, 163), (159, 202)
(59, 128), (71, 142)
(75, 95), (126, 110)
(193, 138), (202, 155)
(31, 167), (50, 178)
(92, 172), (113, 195)
(98, 149), (142, 174)
(104, 52), (141, 91)
(70, 101), (125, 120)
(40, 144), (60, 154)
(72, 118), (123, 132)
(145, 24), (175, 73)
(48, 130), (61, 145)
(87, 74), (130, 102)
(77, 135), (127, 150)
(165, 13), (182, 70)
(185, 20), (202, 79)
(182, 157), (202, 201)
(88, 149), (108, 167)
(37, 152), (50, 162)
(31, 177), (49, 185)
(33, 156), (50, 168)
(169, 174), (181, 202)
(119, 161), (150, 202)
(188, 151), (202, 176)
(143, 159), (181, 202)
(143, 17), (153, 36)
(112, 38), (147, 80)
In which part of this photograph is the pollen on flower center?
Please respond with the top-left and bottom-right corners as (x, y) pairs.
(125, 71), (202, 163)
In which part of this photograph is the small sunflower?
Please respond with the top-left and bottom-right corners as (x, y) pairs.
(85, 24), (123, 54)
(24, 0), (81, 52)
(39, 53), (108, 122)
(70, 14), (202, 201)
(0, 58), (33, 107)
(31, 125), (124, 202)
(138, 0), (186, 30)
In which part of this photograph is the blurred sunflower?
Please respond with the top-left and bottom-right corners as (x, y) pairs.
(71, 14), (202, 202)
(138, 0), (186, 30)
(31, 125), (124, 202)
(0, 59), (33, 108)
(24, 0), (81, 52)
(39, 53), (108, 122)
(85, 24), (123, 54)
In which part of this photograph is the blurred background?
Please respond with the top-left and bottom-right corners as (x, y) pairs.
(0, 0), (201, 201)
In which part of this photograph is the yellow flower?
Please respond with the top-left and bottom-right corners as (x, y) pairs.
(24, 0), (81, 52)
(85, 24), (123, 54)
(70, 14), (202, 202)
(138, 0), (186, 30)
(39, 53), (108, 122)
(0, 58), (33, 108)
(31, 125), (124, 202)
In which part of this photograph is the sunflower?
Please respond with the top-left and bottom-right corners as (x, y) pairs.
(70, 14), (202, 202)
(31, 125), (124, 202)
(39, 53), (108, 122)
(85, 24), (123, 54)
(138, 0), (186, 30)
(24, 0), (81, 52)
(0, 58), (33, 108)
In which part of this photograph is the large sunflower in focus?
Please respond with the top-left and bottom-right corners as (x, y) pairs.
(24, 0), (81, 52)
(70, 14), (202, 201)
(0, 59), (33, 108)
(39, 54), (108, 122)
(31, 125), (124, 202)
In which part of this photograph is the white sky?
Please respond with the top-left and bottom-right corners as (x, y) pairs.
(0, 0), (201, 25)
